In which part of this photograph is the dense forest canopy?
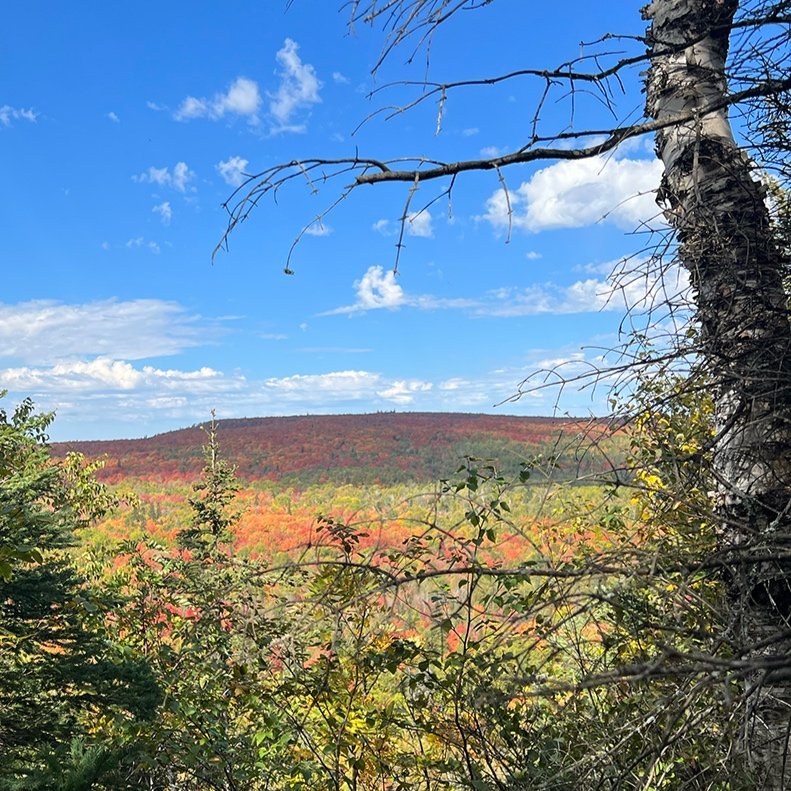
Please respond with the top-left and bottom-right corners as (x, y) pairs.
(53, 413), (620, 485)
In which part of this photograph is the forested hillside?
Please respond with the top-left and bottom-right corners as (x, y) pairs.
(54, 412), (622, 485)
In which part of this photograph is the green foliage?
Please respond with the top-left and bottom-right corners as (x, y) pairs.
(102, 414), (296, 789)
(66, 392), (748, 788)
(178, 411), (240, 553)
(0, 395), (160, 789)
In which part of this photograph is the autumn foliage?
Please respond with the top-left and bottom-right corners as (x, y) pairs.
(53, 412), (619, 486)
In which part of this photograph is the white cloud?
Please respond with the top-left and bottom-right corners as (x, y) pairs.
(3, 347), (617, 440)
(371, 213), (433, 238)
(174, 96), (209, 119)
(462, 127), (479, 137)
(1, 358), (232, 401)
(356, 266), (404, 309)
(264, 370), (381, 401)
(133, 161), (195, 192)
(372, 219), (394, 236)
(324, 265), (475, 316)
(263, 368), (512, 411)
(269, 38), (321, 130)
(72, 359), (142, 389)
(325, 257), (688, 319)
(439, 378), (465, 391)
(475, 264), (690, 317)
(304, 221), (332, 237)
(322, 266), (402, 315)
(480, 145), (504, 158)
(332, 71), (349, 84)
(376, 379), (432, 404)
(135, 167), (168, 186)
(575, 258), (620, 275)
(407, 210), (434, 238)
(478, 153), (664, 233)
(525, 251), (542, 260)
(0, 105), (38, 127)
(126, 237), (160, 254)
(3, 358), (143, 391)
(483, 280), (618, 316)
(0, 299), (211, 364)
(174, 76), (262, 123)
(216, 77), (261, 116)
(152, 201), (172, 225)
(261, 370), (432, 407)
(171, 162), (193, 192)
(107, 111), (120, 123)
(216, 155), (249, 187)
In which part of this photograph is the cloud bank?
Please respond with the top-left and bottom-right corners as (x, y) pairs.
(479, 153), (664, 233)
(0, 299), (211, 364)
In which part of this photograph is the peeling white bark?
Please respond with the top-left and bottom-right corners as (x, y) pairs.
(645, 0), (791, 785)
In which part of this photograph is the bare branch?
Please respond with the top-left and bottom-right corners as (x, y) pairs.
(215, 76), (790, 264)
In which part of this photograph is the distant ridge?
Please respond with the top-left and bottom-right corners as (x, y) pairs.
(53, 412), (617, 486)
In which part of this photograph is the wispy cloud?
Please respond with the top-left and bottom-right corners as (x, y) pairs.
(478, 153), (664, 233)
(152, 201), (172, 225)
(372, 219), (395, 236)
(174, 76), (262, 123)
(474, 264), (690, 318)
(269, 38), (321, 132)
(324, 260), (688, 319)
(0, 105), (38, 127)
(216, 156), (249, 187)
(372, 212), (433, 238)
(323, 266), (475, 316)
(262, 370), (434, 407)
(0, 299), (213, 364)
(133, 162), (196, 192)
(304, 221), (332, 237)
(263, 370), (379, 399)
(107, 111), (120, 123)
(126, 237), (160, 254)
(477, 279), (629, 317)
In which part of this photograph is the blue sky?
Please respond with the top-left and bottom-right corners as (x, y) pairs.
(1, 1), (672, 440)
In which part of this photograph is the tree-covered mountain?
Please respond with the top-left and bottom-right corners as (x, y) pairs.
(53, 413), (623, 486)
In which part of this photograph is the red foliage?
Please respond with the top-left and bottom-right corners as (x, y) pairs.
(52, 412), (609, 485)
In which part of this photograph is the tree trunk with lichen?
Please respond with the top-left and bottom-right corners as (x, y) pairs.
(644, 0), (791, 784)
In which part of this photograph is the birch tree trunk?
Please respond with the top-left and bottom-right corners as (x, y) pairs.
(644, 0), (791, 784)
